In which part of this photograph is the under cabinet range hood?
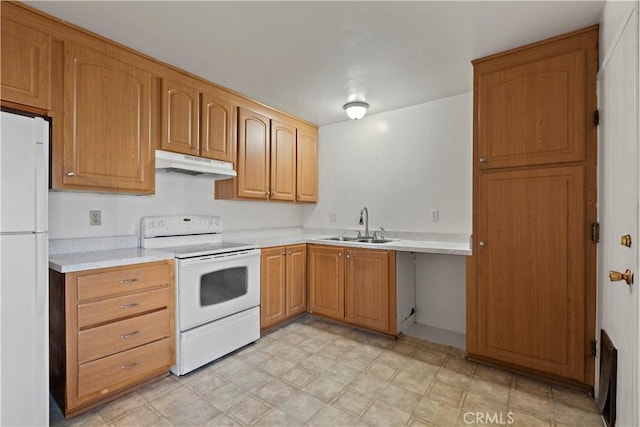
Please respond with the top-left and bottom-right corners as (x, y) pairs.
(155, 149), (236, 178)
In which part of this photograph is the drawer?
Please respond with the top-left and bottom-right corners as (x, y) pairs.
(78, 309), (170, 364)
(78, 338), (171, 400)
(76, 262), (172, 302)
(78, 287), (169, 328)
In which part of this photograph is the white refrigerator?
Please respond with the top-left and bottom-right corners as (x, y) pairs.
(0, 110), (49, 426)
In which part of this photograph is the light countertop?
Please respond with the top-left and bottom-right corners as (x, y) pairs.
(49, 247), (175, 273)
(49, 228), (471, 273)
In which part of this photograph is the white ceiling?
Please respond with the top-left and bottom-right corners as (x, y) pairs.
(25, 1), (604, 126)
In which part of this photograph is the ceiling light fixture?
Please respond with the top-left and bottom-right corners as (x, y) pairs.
(343, 101), (369, 120)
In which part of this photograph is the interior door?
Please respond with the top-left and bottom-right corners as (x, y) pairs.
(597, 9), (639, 425)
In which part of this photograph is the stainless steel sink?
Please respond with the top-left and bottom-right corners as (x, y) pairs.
(355, 238), (393, 244)
(322, 236), (360, 242)
(319, 236), (394, 244)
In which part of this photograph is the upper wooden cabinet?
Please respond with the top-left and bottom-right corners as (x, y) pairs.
(1, 15), (51, 110)
(160, 77), (235, 163)
(201, 92), (235, 163)
(237, 107), (271, 199)
(474, 30), (596, 170)
(215, 111), (318, 203)
(296, 125), (318, 203)
(270, 120), (297, 201)
(57, 42), (155, 194)
(162, 78), (200, 156)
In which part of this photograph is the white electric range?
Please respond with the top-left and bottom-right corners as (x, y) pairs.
(141, 215), (261, 375)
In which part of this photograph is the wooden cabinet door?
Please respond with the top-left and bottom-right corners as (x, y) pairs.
(296, 126), (318, 203)
(201, 92), (235, 162)
(161, 78), (200, 156)
(475, 166), (586, 381)
(345, 249), (390, 332)
(475, 35), (593, 170)
(308, 245), (344, 320)
(270, 120), (296, 201)
(286, 244), (307, 317)
(237, 107), (270, 199)
(62, 43), (153, 193)
(1, 16), (51, 110)
(260, 247), (287, 329)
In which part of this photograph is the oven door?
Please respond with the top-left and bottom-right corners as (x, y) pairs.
(177, 249), (260, 331)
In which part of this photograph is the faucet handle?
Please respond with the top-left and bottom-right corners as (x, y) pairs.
(380, 226), (385, 239)
(357, 230), (362, 238)
(373, 231), (378, 239)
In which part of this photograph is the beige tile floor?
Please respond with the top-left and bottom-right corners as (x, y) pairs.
(51, 315), (602, 427)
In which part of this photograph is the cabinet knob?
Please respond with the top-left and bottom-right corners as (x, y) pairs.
(346, 254), (351, 259)
(338, 253), (342, 257)
(297, 193), (301, 199)
(288, 252), (292, 255)
(281, 252), (286, 256)
(479, 241), (486, 247)
(479, 158), (487, 163)
(66, 172), (75, 177)
(265, 191), (269, 196)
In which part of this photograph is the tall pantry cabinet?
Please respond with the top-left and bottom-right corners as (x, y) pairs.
(466, 27), (598, 387)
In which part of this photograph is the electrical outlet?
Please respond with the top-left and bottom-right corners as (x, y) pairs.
(89, 210), (102, 226)
(430, 209), (439, 222)
(329, 212), (338, 222)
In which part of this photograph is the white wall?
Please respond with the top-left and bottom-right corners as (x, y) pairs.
(303, 93), (472, 338)
(49, 172), (305, 239)
(302, 92), (472, 235)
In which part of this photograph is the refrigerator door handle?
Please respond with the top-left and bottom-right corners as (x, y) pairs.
(35, 234), (48, 317)
(33, 117), (49, 233)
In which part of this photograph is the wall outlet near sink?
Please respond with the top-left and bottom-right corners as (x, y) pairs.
(329, 212), (338, 222)
(430, 209), (439, 222)
(89, 210), (102, 226)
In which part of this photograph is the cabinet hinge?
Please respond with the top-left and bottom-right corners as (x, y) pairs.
(593, 110), (600, 126)
(591, 223), (600, 243)
(591, 340), (597, 357)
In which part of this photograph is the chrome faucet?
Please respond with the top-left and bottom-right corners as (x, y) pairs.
(358, 206), (370, 238)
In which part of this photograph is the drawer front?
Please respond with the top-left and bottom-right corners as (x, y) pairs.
(77, 309), (170, 364)
(77, 338), (171, 400)
(77, 287), (169, 328)
(76, 262), (172, 302)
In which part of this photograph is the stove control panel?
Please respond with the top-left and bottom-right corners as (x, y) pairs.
(141, 215), (222, 238)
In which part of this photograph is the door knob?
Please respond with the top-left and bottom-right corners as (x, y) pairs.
(609, 269), (633, 286)
(479, 158), (487, 163)
(479, 241), (486, 247)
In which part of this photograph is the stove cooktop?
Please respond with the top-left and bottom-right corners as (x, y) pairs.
(161, 241), (258, 259)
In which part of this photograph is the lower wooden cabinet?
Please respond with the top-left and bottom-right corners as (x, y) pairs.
(260, 245), (307, 329)
(308, 244), (396, 335)
(49, 260), (175, 418)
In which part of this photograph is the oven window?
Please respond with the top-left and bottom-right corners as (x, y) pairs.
(200, 267), (248, 306)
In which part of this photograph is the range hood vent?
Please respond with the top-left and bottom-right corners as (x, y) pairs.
(155, 149), (236, 179)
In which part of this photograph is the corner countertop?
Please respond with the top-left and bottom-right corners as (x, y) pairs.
(49, 247), (175, 273)
(49, 228), (471, 273)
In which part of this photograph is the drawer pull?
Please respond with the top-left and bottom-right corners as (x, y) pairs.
(120, 330), (140, 339)
(119, 278), (138, 284)
(119, 303), (139, 310)
(120, 361), (141, 370)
